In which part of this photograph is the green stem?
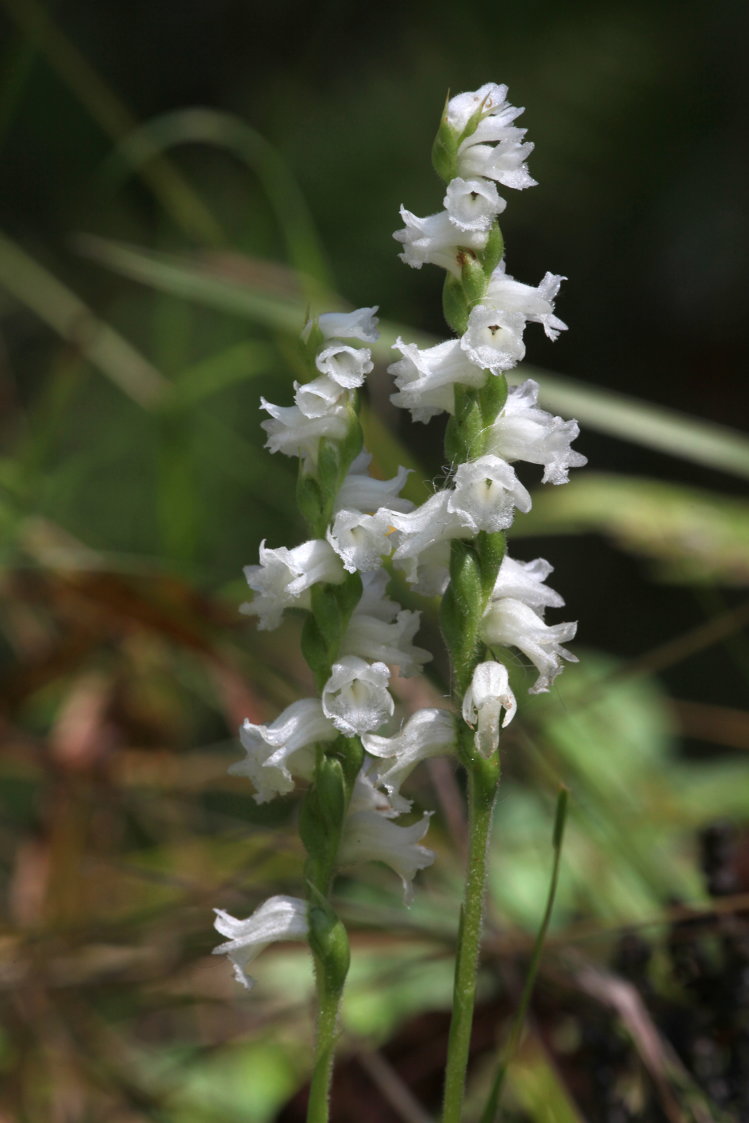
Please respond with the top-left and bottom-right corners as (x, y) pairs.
(478, 787), (569, 1123)
(307, 981), (343, 1123)
(442, 750), (501, 1123)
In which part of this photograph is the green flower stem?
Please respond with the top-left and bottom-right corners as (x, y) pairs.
(442, 743), (501, 1123)
(307, 977), (345, 1123)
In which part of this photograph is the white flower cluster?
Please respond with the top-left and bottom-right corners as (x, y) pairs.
(216, 309), (439, 984)
(214, 84), (586, 987)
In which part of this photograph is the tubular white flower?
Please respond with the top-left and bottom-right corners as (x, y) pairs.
(354, 568), (401, 621)
(327, 508), (397, 573)
(389, 490), (469, 574)
(456, 135), (536, 191)
(315, 342), (373, 388)
(393, 207), (488, 277)
(303, 306), (379, 344)
(242, 539), (346, 630)
(491, 554), (565, 610)
(231, 699), (338, 803)
(340, 806), (434, 904)
(444, 177), (506, 233)
(462, 661), (517, 757)
(487, 379), (587, 485)
(484, 262), (567, 341)
(460, 306), (528, 374)
(480, 597), (578, 693)
(447, 454), (532, 533)
(389, 337), (488, 423)
(363, 708), (456, 811)
(294, 375), (348, 419)
(213, 895), (308, 990)
(333, 453), (413, 516)
(393, 537), (451, 597)
(341, 607), (431, 678)
(446, 82), (524, 137)
(260, 397), (350, 471)
(322, 656), (394, 735)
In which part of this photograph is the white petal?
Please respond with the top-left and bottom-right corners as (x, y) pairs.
(322, 657), (394, 735)
(462, 661), (517, 757)
(213, 895), (308, 989)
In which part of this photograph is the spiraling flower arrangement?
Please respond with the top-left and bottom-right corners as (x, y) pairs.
(213, 82), (586, 1123)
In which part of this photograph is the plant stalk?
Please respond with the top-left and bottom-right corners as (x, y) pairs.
(441, 753), (501, 1123)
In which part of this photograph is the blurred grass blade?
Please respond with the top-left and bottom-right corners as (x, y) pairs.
(479, 788), (569, 1123)
(520, 473), (749, 584)
(175, 341), (278, 406)
(522, 368), (749, 483)
(75, 234), (310, 333)
(1, 0), (224, 244)
(0, 232), (169, 407)
(101, 108), (334, 299)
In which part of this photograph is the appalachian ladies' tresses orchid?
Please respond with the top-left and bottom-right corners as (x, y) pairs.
(389, 337), (488, 422)
(393, 206), (488, 276)
(231, 699), (338, 803)
(480, 596), (578, 693)
(447, 455), (532, 533)
(213, 895), (309, 989)
(304, 305), (380, 344)
(459, 305), (528, 374)
(242, 539), (345, 630)
(260, 397), (351, 471)
(462, 661), (517, 756)
(321, 656), (394, 735)
(491, 554), (565, 610)
(363, 708), (456, 811)
(340, 804), (434, 905)
(444, 176), (506, 232)
(486, 379), (587, 485)
(484, 262), (567, 341)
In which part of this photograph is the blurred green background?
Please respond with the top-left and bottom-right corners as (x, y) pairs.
(2, 1), (749, 1120)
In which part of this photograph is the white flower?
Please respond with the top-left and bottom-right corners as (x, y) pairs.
(294, 375), (349, 418)
(393, 537), (451, 596)
(447, 455), (532, 532)
(354, 569), (401, 621)
(460, 305), (528, 373)
(322, 656), (393, 735)
(315, 342), (373, 388)
(242, 539), (345, 630)
(444, 177), (506, 233)
(326, 454), (412, 572)
(456, 134), (536, 191)
(363, 708), (456, 811)
(213, 895), (308, 990)
(341, 607), (431, 678)
(327, 508), (397, 573)
(462, 661), (517, 757)
(389, 337), (488, 422)
(491, 554), (565, 611)
(303, 306), (379, 344)
(393, 207), (488, 277)
(446, 82), (523, 137)
(484, 262), (567, 341)
(487, 379), (586, 485)
(480, 597), (578, 693)
(333, 453), (413, 516)
(340, 806), (434, 904)
(389, 490), (468, 574)
(231, 699), (338, 803)
(260, 396), (350, 471)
